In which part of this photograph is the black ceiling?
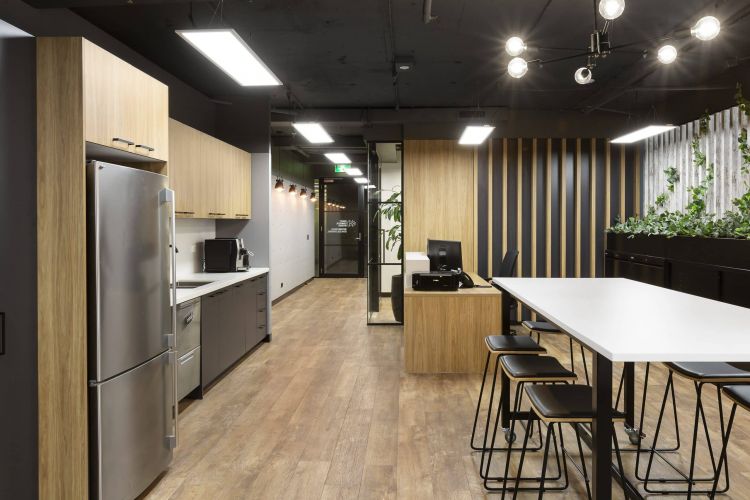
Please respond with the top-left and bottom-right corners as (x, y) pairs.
(27, 0), (750, 119)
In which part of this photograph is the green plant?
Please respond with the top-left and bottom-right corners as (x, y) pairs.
(664, 166), (679, 192)
(737, 84), (750, 174)
(374, 189), (403, 260)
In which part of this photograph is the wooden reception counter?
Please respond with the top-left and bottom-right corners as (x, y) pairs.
(404, 272), (502, 373)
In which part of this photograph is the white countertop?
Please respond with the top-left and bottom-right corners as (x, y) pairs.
(175, 267), (270, 305)
(492, 277), (750, 363)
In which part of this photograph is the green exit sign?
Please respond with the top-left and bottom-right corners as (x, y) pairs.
(334, 164), (351, 173)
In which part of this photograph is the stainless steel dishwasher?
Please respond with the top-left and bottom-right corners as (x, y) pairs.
(176, 298), (201, 400)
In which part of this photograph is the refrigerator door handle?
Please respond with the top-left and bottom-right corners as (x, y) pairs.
(165, 351), (177, 449)
(160, 187), (178, 448)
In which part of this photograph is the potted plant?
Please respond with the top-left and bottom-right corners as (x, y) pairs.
(375, 189), (404, 323)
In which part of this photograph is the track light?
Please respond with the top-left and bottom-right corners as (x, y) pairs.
(598, 0), (625, 20)
(574, 67), (593, 85)
(507, 57), (528, 79)
(691, 16), (720, 41)
(274, 178), (284, 191)
(299, 187), (308, 198)
(505, 37), (526, 57)
(288, 184), (297, 195)
(657, 45), (677, 64)
(309, 190), (317, 202)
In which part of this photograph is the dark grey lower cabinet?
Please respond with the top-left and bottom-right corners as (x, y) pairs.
(201, 273), (269, 388)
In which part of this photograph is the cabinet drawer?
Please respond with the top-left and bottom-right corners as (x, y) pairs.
(177, 346), (200, 401)
(177, 299), (201, 357)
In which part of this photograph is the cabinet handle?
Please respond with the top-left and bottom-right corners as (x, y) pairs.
(176, 211), (195, 215)
(235, 213), (249, 217)
(179, 353), (195, 365)
(135, 144), (155, 152)
(258, 325), (265, 330)
(112, 137), (134, 146)
(208, 212), (226, 216)
(257, 292), (266, 296)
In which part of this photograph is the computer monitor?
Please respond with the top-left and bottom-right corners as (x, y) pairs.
(427, 239), (462, 272)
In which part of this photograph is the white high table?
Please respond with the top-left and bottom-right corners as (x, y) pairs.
(491, 277), (750, 499)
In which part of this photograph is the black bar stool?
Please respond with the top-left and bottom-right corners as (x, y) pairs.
(503, 384), (627, 500)
(642, 362), (750, 496)
(470, 335), (547, 454)
(711, 385), (750, 498)
(522, 320), (590, 385)
(482, 354), (578, 489)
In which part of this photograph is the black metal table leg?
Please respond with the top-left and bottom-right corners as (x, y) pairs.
(592, 352), (613, 500)
(624, 362), (635, 428)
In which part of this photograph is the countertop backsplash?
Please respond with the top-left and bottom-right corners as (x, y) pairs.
(175, 218), (216, 275)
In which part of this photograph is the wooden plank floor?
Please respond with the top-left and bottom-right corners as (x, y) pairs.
(143, 278), (750, 499)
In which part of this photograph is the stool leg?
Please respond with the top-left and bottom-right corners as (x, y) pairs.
(580, 344), (590, 385)
(509, 413), (535, 500)
(568, 337), (576, 374)
(496, 383), (525, 485)
(643, 371), (673, 491)
(687, 382), (705, 498)
(612, 423), (626, 500)
(537, 423), (555, 500)
(470, 351), (492, 451)
(479, 355), (502, 474)
(710, 403), (737, 498)
(574, 423), (592, 500)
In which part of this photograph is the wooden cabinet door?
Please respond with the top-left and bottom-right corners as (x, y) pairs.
(200, 290), (223, 387)
(232, 149), (251, 219)
(82, 39), (168, 161)
(169, 119), (203, 217)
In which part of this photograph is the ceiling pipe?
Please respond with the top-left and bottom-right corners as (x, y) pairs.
(423, 0), (437, 24)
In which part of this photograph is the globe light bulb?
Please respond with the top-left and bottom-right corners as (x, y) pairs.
(505, 36), (526, 57)
(657, 44), (677, 64)
(574, 67), (593, 85)
(691, 16), (720, 41)
(599, 0), (625, 20)
(507, 57), (528, 79)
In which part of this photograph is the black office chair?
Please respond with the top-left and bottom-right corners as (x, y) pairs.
(497, 250), (520, 323)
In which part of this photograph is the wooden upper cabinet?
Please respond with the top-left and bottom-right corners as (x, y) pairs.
(169, 119), (251, 219)
(82, 40), (168, 161)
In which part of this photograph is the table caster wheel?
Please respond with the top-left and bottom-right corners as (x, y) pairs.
(504, 429), (516, 444)
(624, 426), (641, 446)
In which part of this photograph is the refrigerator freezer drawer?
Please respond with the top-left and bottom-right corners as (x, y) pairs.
(177, 299), (201, 357)
(91, 351), (174, 500)
(177, 346), (200, 401)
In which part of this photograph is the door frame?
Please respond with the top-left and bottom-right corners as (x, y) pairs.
(318, 177), (366, 278)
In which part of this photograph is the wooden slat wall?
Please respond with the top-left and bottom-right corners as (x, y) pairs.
(401, 137), (641, 320)
(403, 140), (476, 272)
(36, 37), (88, 499)
(643, 106), (749, 216)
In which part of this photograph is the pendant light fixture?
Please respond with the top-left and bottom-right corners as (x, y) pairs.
(288, 184), (297, 196)
(299, 187), (308, 199)
(574, 67), (594, 84)
(505, 36), (526, 57)
(691, 16), (721, 41)
(507, 57), (528, 78)
(274, 178), (284, 192)
(598, 0), (625, 20)
(309, 190), (317, 202)
(657, 44), (678, 64)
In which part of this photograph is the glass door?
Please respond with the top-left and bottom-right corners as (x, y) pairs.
(319, 178), (365, 277)
(367, 142), (404, 325)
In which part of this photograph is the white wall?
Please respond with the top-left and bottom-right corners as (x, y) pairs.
(270, 187), (315, 301)
(175, 219), (216, 275)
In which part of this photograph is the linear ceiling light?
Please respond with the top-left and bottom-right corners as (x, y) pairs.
(176, 29), (281, 86)
(611, 125), (676, 144)
(354, 177), (369, 184)
(325, 152), (352, 164)
(459, 125), (495, 145)
(292, 122), (333, 144)
(346, 168), (363, 176)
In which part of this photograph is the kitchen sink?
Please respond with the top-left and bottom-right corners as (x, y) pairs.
(176, 281), (213, 289)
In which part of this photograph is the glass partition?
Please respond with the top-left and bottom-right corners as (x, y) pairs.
(367, 142), (403, 325)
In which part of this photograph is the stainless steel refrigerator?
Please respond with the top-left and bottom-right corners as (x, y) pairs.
(87, 161), (177, 500)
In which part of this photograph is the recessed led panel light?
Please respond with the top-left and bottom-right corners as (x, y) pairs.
(292, 122), (333, 144)
(354, 177), (369, 184)
(346, 168), (363, 176)
(325, 152), (352, 164)
(176, 29), (281, 86)
(459, 125), (495, 145)
(611, 125), (677, 144)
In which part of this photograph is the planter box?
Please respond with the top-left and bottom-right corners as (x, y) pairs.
(605, 233), (750, 308)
